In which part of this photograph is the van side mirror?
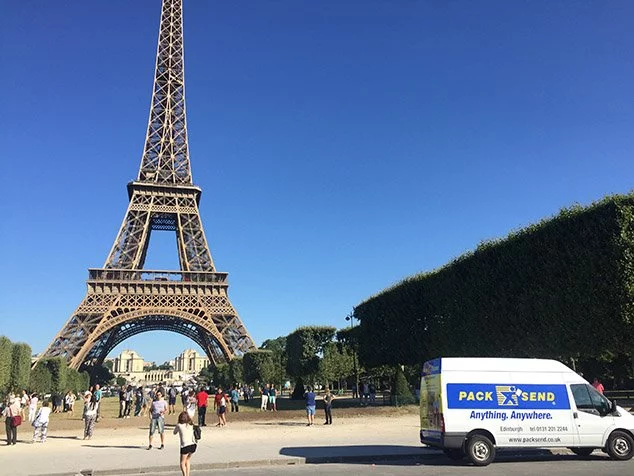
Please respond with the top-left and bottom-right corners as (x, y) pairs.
(610, 400), (618, 414)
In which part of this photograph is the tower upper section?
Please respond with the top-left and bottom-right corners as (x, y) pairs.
(138, 0), (192, 185)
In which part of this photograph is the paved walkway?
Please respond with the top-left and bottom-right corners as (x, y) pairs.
(1, 414), (429, 476)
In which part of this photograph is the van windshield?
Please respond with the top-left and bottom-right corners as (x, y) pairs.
(571, 383), (611, 415)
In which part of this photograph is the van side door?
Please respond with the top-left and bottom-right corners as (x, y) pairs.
(570, 384), (614, 446)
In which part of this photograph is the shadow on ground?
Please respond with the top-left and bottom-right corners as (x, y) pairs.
(253, 422), (309, 427)
(81, 444), (143, 450)
(279, 446), (612, 467)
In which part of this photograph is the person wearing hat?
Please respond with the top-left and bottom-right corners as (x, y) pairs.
(3, 395), (22, 445)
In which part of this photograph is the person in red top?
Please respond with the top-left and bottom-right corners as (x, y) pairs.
(213, 388), (227, 427)
(592, 378), (605, 395)
(195, 388), (209, 427)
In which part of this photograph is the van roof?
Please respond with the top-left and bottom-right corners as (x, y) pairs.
(437, 358), (573, 373)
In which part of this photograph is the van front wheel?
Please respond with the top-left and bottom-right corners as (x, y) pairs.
(466, 434), (495, 466)
(606, 430), (634, 461)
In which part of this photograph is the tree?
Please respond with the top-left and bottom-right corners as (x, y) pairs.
(0, 336), (12, 392)
(319, 342), (354, 390)
(228, 358), (244, 386)
(87, 364), (114, 386)
(29, 364), (52, 395)
(79, 371), (90, 391)
(9, 343), (32, 392)
(66, 368), (88, 393)
(394, 366), (415, 405)
(115, 376), (127, 387)
(41, 357), (67, 393)
(198, 365), (213, 385)
(261, 336), (287, 389)
(211, 363), (231, 389)
(243, 350), (275, 386)
(286, 326), (336, 384)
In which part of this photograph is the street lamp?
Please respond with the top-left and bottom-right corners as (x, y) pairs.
(345, 312), (360, 401)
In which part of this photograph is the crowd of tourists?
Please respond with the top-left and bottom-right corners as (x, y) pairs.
(2, 380), (347, 476)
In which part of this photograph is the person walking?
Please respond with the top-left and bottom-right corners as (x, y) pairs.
(3, 395), (22, 445)
(304, 386), (316, 426)
(147, 391), (168, 450)
(118, 386), (126, 418)
(186, 391), (197, 420)
(168, 386), (178, 415)
(229, 386), (239, 413)
(214, 388), (224, 427)
(260, 384), (269, 411)
(32, 400), (51, 443)
(592, 378), (605, 394)
(269, 384), (277, 412)
(83, 392), (98, 440)
(323, 387), (335, 425)
(216, 389), (227, 427)
(69, 391), (77, 416)
(196, 387), (208, 427)
(181, 387), (189, 411)
(93, 384), (102, 422)
(28, 393), (39, 423)
(124, 385), (133, 418)
(173, 411), (197, 476)
(20, 390), (29, 419)
(134, 387), (144, 417)
(142, 388), (153, 418)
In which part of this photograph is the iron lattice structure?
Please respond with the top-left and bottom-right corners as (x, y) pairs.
(38, 0), (255, 370)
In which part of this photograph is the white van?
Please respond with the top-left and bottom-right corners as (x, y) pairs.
(419, 357), (634, 466)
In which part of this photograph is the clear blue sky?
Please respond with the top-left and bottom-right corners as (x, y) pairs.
(1, 1), (633, 364)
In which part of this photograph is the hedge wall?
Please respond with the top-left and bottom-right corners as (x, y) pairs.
(354, 194), (634, 368)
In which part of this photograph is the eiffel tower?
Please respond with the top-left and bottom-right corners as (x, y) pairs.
(38, 0), (255, 370)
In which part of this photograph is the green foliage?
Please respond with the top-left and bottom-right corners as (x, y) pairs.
(29, 364), (52, 395)
(0, 336), (12, 392)
(66, 368), (88, 393)
(228, 358), (244, 386)
(9, 343), (32, 392)
(261, 336), (288, 387)
(243, 350), (275, 385)
(394, 366), (415, 405)
(355, 194), (634, 368)
(41, 357), (67, 393)
(197, 365), (213, 385)
(79, 371), (90, 391)
(87, 364), (114, 386)
(319, 342), (355, 388)
(210, 363), (231, 389)
(286, 326), (336, 381)
(115, 376), (127, 387)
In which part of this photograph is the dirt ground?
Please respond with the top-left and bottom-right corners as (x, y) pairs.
(1, 396), (418, 433)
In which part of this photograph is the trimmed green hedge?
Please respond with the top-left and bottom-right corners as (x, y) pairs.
(355, 194), (634, 368)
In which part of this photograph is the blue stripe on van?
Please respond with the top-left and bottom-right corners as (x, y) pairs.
(446, 384), (570, 410)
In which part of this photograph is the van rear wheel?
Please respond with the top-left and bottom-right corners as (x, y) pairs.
(569, 447), (594, 457)
(466, 434), (495, 466)
(606, 430), (634, 461)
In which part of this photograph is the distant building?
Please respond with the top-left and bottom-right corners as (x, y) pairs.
(113, 350), (145, 373)
(110, 348), (209, 386)
(174, 349), (210, 374)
